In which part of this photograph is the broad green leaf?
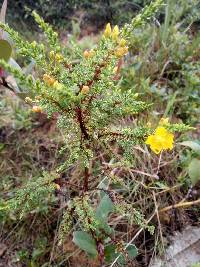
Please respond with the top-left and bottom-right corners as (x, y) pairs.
(126, 244), (138, 258)
(72, 231), (97, 257)
(179, 141), (200, 155)
(0, 39), (12, 61)
(105, 243), (137, 265)
(188, 158), (200, 185)
(97, 177), (109, 198)
(96, 195), (114, 221)
(105, 244), (118, 263)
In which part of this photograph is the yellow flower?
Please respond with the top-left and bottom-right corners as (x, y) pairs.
(118, 38), (126, 47)
(55, 53), (64, 62)
(83, 50), (90, 59)
(112, 25), (119, 41)
(53, 81), (63, 90)
(114, 46), (128, 58)
(81, 85), (90, 94)
(83, 49), (95, 59)
(159, 117), (169, 126)
(32, 105), (42, 113)
(145, 126), (174, 154)
(104, 23), (112, 38)
(43, 74), (56, 86)
(49, 51), (55, 59)
(25, 97), (33, 104)
(54, 183), (61, 190)
(113, 66), (118, 73)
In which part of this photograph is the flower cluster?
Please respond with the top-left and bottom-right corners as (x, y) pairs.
(104, 23), (129, 58)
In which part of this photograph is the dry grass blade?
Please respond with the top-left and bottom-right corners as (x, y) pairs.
(0, 0), (7, 38)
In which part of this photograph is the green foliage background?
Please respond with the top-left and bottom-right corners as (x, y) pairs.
(6, 0), (152, 31)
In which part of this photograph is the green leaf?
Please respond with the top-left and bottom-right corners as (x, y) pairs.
(179, 141), (200, 155)
(96, 195), (114, 221)
(126, 244), (138, 258)
(105, 244), (118, 263)
(97, 178), (109, 198)
(0, 39), (12, 61)
(0, 143), (5, 152)
(105, 243), (137, 265)
(188, 159), (200, 185)
(72, 231), (97, 257)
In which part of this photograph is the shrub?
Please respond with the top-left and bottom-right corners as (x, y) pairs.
(0, 0), (193, 264)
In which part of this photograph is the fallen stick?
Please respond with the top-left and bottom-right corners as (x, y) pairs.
(159, 198), (200, 213)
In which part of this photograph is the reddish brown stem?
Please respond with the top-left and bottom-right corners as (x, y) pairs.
(75, 106), (89, 140)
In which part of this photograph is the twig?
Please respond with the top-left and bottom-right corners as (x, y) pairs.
(153, 191), (165, 253)
(156, 151), (162, 176)
(159, 198), (200, 213)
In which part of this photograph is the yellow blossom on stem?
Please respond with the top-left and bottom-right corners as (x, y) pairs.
(53, 81), (63, 90)
(83, 49), (95, 59)
(35, 95), (42, 100)
(32, 105), (42, 113)
(25, 97), (33, 104)
(49, 51), (55, 59)
(81, 85), (90, 94)
(83, 50), (90, 59)
(118, 38), (127, 47)
(55, 53), (64, 62)
(43, 74), (56, 86)
(159, 117), (169, 126)
(145, 126), (174, 154)
(104, 23), (112, 38)
(113, 66), (118, 73)
(54, 183), (61, 190)
(112, 25), (120, 41)
(114, 46), (128, 58)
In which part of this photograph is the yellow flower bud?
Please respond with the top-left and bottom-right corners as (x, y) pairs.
(55, 53), (64, 62)
(84, 49), (95, 59)
(55, 183), (61, 190)
(81, 85), (90, 94)
(114, 46), (128, 58)
(83, 50), (90, 59)
(89, 49), (95, 57)
(32, 105), (42, 113)
(83, 50), (89, 58)
(112, 25), (120, 41)
(31, 41), (37, 47)
(25, 97), (33, 103)
(49, 51), (55, 59)
(159, 118), (170, 126)
(35, 95), (42, 100)
(43, 74), (56, 86)
(147, 122), (152, 127)
(104, 23), (112, 38)
(113, 66), (118, 73)
(53, 81), (63, 90)
(118, 38), (126, 47)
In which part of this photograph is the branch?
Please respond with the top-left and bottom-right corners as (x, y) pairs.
(75, 106), (89, 140)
